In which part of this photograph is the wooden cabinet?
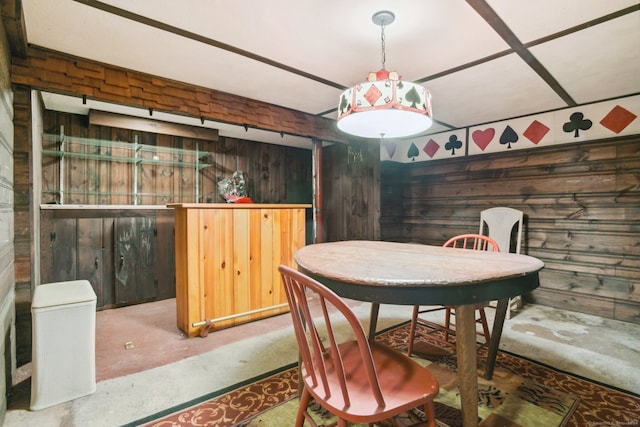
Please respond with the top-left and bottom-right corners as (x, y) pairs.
(113, 217), (157, 305)
(170, 203), (310, 337)
(41, 215), (109, 307)
(40, 206), (175, 309)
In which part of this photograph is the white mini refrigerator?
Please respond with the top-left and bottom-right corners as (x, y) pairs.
(30, 280), (97, 410)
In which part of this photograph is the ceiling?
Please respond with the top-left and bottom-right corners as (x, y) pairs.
(21, 0), (640, 149)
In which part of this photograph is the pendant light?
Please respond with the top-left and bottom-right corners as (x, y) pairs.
(337, 11), (433, 139)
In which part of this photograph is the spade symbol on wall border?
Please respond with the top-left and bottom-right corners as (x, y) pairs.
(499, 125), (518, 149)
(407, 143), (419, 161)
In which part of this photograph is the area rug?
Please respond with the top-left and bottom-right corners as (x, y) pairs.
(133, 324), (640, 427)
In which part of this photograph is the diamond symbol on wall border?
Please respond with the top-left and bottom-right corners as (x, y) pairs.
(600, 105), (637, 134)
(423, 139), (440, 158)
(523, 120), (550, 144)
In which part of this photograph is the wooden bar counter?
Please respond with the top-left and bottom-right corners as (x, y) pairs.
(169, 203), (310, 337)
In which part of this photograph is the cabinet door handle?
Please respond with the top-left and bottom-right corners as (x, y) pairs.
(95, 257), (99, 269)
(120, 254), (125, 270)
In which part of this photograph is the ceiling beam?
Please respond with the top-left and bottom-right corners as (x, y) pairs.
(466, 0), (576, 107)
(0, 0), (28, 57)
(525, 4), (640, 48)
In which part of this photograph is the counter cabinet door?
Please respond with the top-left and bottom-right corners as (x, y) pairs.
(114, 217), (158, 305)
(40, 216), (105, 308)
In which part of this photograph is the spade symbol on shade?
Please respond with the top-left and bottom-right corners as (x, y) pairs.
(405, 87), (421, 108)
(339, 94), (350, 115)
(499, 125), (519, 149)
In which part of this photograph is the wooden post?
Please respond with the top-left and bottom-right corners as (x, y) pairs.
(312, 138), (323, 243)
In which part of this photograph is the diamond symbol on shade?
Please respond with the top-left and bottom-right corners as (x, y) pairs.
(364, 85), (383, 106)
(523, 120), (550, 144)
(423, 139), (440, 158)
(600, 105), (637, 134)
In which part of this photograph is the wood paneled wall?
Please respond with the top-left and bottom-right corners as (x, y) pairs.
(380, 136), (640, 324)
(0, 17), (14, 420)
(42, 110), (313, 206)
(322, 142), (381, 242)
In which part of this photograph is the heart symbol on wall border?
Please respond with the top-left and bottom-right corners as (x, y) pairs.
(383, 141), (397, 159)
(472, 128), (496, 151)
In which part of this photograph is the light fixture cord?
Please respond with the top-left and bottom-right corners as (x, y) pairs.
(380, 22), (386, 70)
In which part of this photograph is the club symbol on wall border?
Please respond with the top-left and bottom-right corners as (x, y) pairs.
(445, 135), (463, 155)
(563, 112), (592, 137)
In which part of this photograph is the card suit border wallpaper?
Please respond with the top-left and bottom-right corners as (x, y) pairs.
(381, 94), (639, 163)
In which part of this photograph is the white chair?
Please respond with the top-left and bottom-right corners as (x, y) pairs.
(479, 207), (524, 318)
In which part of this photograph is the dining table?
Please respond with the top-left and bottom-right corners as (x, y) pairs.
(294, 240), (544, 427)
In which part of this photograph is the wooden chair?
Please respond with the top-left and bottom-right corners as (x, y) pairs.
(407, 234), (499, 356)
(279, 265), (439, 427)
(480, 207), (524, 318)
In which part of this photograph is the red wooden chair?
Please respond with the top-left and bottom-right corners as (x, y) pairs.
(407, 234), (500, 356)
(279, 265), (439, 427)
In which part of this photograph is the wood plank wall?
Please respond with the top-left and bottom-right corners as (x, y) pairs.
(0, 19), (15, 419)
(10, 87), (31, 374)
(322, 142), (381, 242)
(380, 136), (640, 324)
(42, 111), (313, 206)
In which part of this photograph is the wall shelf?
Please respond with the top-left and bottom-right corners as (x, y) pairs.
(42, 127), (212, 204)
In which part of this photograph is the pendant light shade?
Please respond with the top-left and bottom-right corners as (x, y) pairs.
(337, 11), (433, 139)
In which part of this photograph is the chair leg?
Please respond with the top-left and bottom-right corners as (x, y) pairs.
(507, 296), (523, 319)
(296, 387), (311, 427)
(407, 306), (420, 356)
(424, 400), (437, 427)
(478, 308), (491, 344)
(444, 307), (453, 343)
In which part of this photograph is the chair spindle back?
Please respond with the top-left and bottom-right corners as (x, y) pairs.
(279, 265), (385, 409)
(443, 233), (500, 252)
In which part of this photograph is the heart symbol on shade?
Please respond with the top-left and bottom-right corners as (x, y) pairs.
(472, 128), (495, 151)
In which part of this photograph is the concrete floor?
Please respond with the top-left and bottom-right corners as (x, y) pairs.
(4, 300), (640, 426)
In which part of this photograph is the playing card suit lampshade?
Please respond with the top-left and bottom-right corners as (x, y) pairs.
(337, 11), (433, 139)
